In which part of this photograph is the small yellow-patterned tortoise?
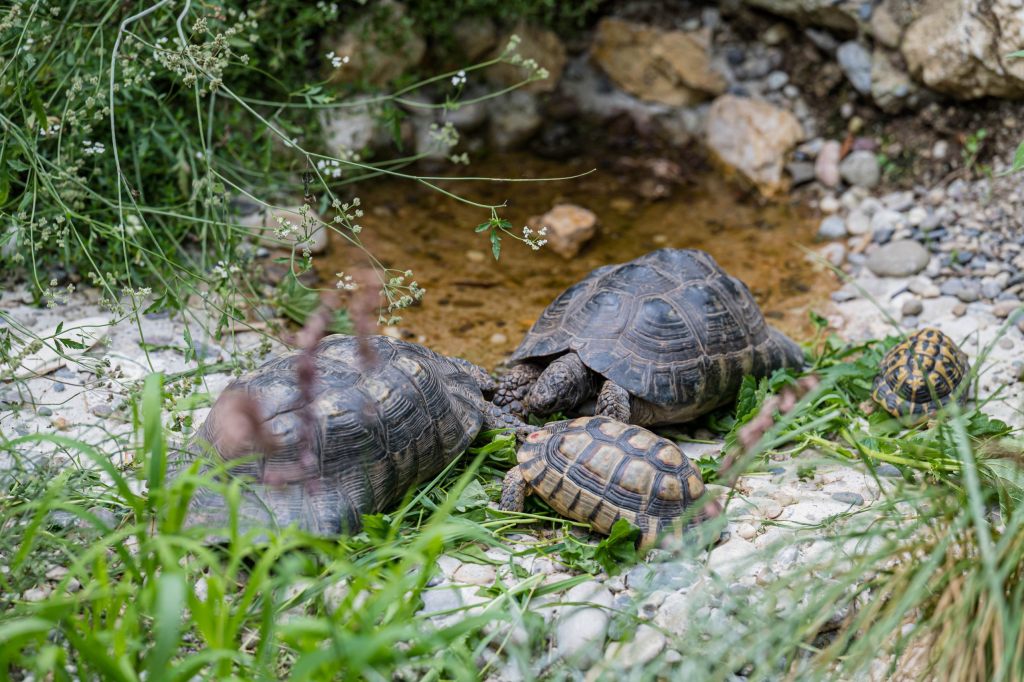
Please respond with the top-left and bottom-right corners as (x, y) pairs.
(872, 328), (971, 422)
(499, 416), (721, 549)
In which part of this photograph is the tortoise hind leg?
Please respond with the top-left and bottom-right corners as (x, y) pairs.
(499, 466), (528, 512)
(595, 380), (631, 423)
(493, 363), (543, 416)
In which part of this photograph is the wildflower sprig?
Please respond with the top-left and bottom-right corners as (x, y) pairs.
(475, 211), (548, 260)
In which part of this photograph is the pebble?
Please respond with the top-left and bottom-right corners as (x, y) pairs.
(818, 215), (847, 240)
(765, 70), (789, 91)
(815, 141), (842, 187)
(907, 206), (928, 227)
(953, 303), (967, 317)
(870, 208), (902, 234)
(603, 624), (666, 668)
(993, 300), (1022, 318)
(820, 243), (846, 267)
(832, 492), (865, 506)
(981, 281), (1004, 299)
(453, 563), (496, 586)
(489, 332), (508, 346)
(626, 561), (700, 592)
(866, 240), (930, 277)
(90, 404), (113, 418)
(653, 591), (694, 636)
(999, 338), (1014, 350)
(872, 227), (894, 244)
(466, 250), (486, 263)
(875, 463), (902, 477)
(22, 586), (51, 602)
(846, 209), (871, 236)
(555, 581), (613, 665)
(908, 277), (940, 298)
(52, 382), (66, 393)
(901, 298), (923, 317)
(737, 522), (758, 540)
(956, 285), (980, 303)
(37, 406), (53, 417)
(839, 150), (881, 189)
(819, 195), (841, 214)
(836, 41), (872, 94)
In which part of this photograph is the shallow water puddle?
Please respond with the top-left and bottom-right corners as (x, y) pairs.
(318, 152), (835, 368)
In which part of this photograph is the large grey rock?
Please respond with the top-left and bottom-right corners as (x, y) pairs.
(866, 239), (931, 277)
(871, 49), (925, 113)
(488, 91), (541, 149)
(839, 150), (881, 188)
(901, 0), (1024, 99)
(705, 95), (804, 197)
(837, 41), (873, 94)
(324, 2), (425, 87)
(555, 581), (613, 666)
(742, 0), (860, 33)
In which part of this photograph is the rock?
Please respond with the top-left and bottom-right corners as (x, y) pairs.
(453, 563), (496, 586)
(953, 302), (967, 317)
(555, 581), (613, 665)
(902, 298), (923, 317)
(325, 2), (425, 87)
(603, 624), (666, 668)
(239, 205), (329, 255)
(846, 209), (871, 236)
(818, 215), (847, 240)
(766, 70), (790, 90)
(90, 404), (113, 418)
(870, 208), (903, 234)
(453, 17), (497, 61)
(993, 300), (1022, 319)
(819, 195), (841, 214)
(737, 522), (758, 540)
(901, 0), (1024, 99)
(488, 90), (541, 149)
(653, 591), (694, 636)
(907, 206), (928, 227)
(876, 463), (902, 477)
(705, 95), (805, 197)
(839, 150), (881, 189)
(321, 104), (385, 155)
(37, 406), (52, 417)
(831, 491), (865, 506)
(957, 284), (980, 303)
(22, 586), (51, 602)
(787, 161), (816, 186)
(625, 561), (700, 592)
(820, 242), (847, 267)
(591, 18), (726, 106)
(981, 281), (1004, 300)
(908, 277), (941, 298)
(743, 0), (860, 33)
(871, 48), (924, 113)
(814, 140), (842, 187)
(527, 204), (598, 259)
(870, 1), (905, 48)
(489, 332), (508, 345)
(837, 41), (873, 95)
(866, 240), (930, 277)
(489, 22), (566, 93)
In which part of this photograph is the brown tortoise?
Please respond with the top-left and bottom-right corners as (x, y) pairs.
(872, 327), (971, 423)
(179, 335), (532, 536)
(499, 416), (721, 548)
(494, 249), (805, 427)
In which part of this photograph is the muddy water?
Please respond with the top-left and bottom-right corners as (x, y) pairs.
(319, 153), (836, 369)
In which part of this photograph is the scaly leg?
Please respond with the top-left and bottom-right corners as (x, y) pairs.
(493, 363), (543, 417)
(524, 352), (599, 416)
(450, 356), (497, 397)
(595, 380), (632, 423)
(499, 466), (528, 512)
(480, 399), (539, 443)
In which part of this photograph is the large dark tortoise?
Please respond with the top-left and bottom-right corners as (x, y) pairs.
(499, 416), (721, 549)
(179, 335), (530, 535)
(872, 327), (971, 423)
(494, 248), (805, 426)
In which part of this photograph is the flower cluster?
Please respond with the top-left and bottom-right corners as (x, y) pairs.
(326, 51), (350, 69)
(522, 225), (549, 251)
(500, 34), (551, 83)
(335, 272), (357, 291)
(450, 69), (467, 87)
(381, 270), (426, 325)
(82, 140), (106, 156)
(316, 158), (343, 179)
(330, 196), (364, 235)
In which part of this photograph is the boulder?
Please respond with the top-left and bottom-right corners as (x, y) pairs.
(528, 204), (598, 259)
(488, 90), (541, 149)
(452, 17), (497, 61)
(324, 2), (425, 87)
(901, 0), (1024, 99)
(590, 18), (726, 107)
(869, 0), (905, 48)
(705, 95), (805, 197)
(488, 22), (567, 93)
(742, 0), (861, 33)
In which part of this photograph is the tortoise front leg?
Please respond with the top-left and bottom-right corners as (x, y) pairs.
(595, 380), (631, 423)
(480, 399), (539, 443)
(493, 363), (544, 416)
(525, 352), (599, 416)
(450, 356), (497, 397)
(499, 466), (528, 512)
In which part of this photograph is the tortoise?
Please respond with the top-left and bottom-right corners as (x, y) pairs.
(179, 335), (532, 535)
(499, 416), (721, 549)
(494, 248), (805, 426)
(872, 327), (971, 422)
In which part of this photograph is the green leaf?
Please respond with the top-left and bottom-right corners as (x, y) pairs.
(490, 230), (501, 260)
(474, 221), (490, 233)
(1007, 50), (1024, 59)
(592, 518), (641, 575)
(1012, 140), (1024, 173)
(143, 373), (167, 491)
(450, 478), (490, 512)
(145, 572), (187, 682)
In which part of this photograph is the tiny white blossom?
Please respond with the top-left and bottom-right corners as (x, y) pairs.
(450, 69), (467, 87)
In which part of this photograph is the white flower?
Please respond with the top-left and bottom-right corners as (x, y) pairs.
(326, 51), (349, 69)
(450, 69), (467, 87)
(82, 140), (106, 156)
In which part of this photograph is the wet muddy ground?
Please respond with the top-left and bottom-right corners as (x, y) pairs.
(319, 152), (837, 368)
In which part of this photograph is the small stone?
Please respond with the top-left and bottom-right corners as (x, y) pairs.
(876, 463), (902, 478)
(866, 240), (930, 277)
(759, 500), (783, 519)
(453, 563), (496, 586)
(52, 382), (66, 393)
(901, 298), (923, 317)
(819, 195), (841, 214)
(940, 279), (963, 297)
(837, 41), (873, 94)
(556, 581), (613, 665)
(527, 204), (597, 259)
(489, 332), (508, 346)
(765, 70), (789, 90)
(907, 206), (928, 227)
(37, 406), (53, 417)
(908, 277), (940, 298)
(997, 338), (1013, 350)
(603, 624), (666, 668)
(737, 522), (757, 540)
(466, 250), (486, 263)
(22, 586), (51, 602)
(870, 208), (902, 234)
(956, 285), (980, 303)
(872, 227), (895, 245)
(818, 215), (847, 240)
(882, 191), (915, 212)
(815, 141), (841, 187)
(932, 140), (949, 159)
(981, 281), (1004, 300)
(91, 403), (113, 418)
(819, 243), (846, 267)
(832, 491), (865, 506)
(993, 300), (1022, 319)
(839, 150), (881, 189)
(783, 84), (800, 98)
(846, 209), (871, 236)
(51, 416), (69, 430)
(953, 303), (967, 317)
(786, 161), (816, 186)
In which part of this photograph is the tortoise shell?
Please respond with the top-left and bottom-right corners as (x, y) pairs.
(508, 249), (804, 415)
(517, 416), (715, 547)
(872, 328), (970, 421)
(183, 335), (485, 535)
